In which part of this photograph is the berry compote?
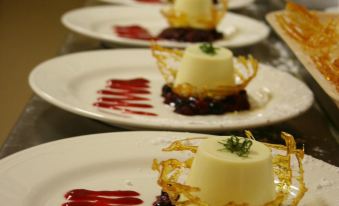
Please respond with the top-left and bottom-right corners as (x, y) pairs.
(162, 85), (250, 116)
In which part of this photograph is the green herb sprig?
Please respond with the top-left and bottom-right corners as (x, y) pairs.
(218, 136), (253, 157)
(199, 42), (218, 55)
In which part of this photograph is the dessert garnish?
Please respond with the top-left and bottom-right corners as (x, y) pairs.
(152, 131), (307, 206)
(151, 43), (258, 115)
(218, 135), (253, 157)
(199, 42), (219, 55)
(276, 2), (339, 92)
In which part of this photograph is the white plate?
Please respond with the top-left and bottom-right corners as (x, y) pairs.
(0, 131), (338, 205)
(61, 6), (269, 48)
(29, 49), (313, 132)
(98, 0), (255, 10)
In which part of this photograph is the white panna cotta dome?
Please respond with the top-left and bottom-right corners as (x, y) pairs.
(174, 44), (235, 90)
(186, 137), (276, 206)
(173, 0), (213, 29)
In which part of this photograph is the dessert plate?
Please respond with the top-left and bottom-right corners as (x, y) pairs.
(29, 49), (313, 132)
(0, 131), (338, 206)
(98, 0), (255, 10)
(61, 6), (269, 48)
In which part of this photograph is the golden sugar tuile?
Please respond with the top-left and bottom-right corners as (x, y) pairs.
(264, 132), (307, 206)
(162, 0), (228, 29)
(162, 137), (204, 153)
(151, 43), (259, 99)
(276, 2), (339, 91)
(153, 132), (307, 206)
(244, 130), (256, 140)
(152, 158), (205, 205)
(151, 42), (183, 84)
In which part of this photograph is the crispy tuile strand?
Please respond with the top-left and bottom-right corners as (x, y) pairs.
(151, 42), (258, 99)
(152, 131), (307, 206)
(276, 2), (339, 91)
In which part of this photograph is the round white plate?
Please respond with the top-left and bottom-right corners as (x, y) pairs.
(61, 6), (269, 48)
(98, 0), (255, 10)
(29, 49), (313, 132)
(0, 131), (338, 205)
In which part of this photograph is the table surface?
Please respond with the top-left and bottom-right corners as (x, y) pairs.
(1, 0), (338, 166)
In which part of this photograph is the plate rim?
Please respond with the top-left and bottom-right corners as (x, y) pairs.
(0, 131), (195, 165)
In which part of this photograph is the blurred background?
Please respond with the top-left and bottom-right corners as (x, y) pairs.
(0, 0), (85, 145)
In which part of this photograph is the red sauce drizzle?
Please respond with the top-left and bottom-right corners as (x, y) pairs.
(62, 189), (143, 206)
(114, 25), (156, 40)
(94, 78), (157, 116)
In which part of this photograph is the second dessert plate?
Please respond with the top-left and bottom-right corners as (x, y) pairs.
(98, 0), (255, 10)
(29, 49), (313, 132)
(0, 132), (338, 205)
(61, 6), (269, 48)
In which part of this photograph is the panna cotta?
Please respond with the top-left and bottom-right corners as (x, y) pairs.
(185, 136), (276, 206)
(173, 0), (213, 29)
(174, 44), (235, 90)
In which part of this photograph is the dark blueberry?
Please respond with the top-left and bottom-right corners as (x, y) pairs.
(175, 105), (194, 115)
(153, 191), (175, 206)
(162, 85), (172, 96)
(223, 94), (237, 105)
(209, 101), (225, 114)
(189, 102), (199, 113)
(175, 97), (187, 106)
(196, 99), (209, 114)
(164, 92), (176, 104)
(188, 96), (197, 103)
(158, 27), (223, 42)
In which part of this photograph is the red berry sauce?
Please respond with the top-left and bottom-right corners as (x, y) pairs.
(94, 78), (157, 116)
(62, 189), (143, 206)
(114, 25), (156, 40)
